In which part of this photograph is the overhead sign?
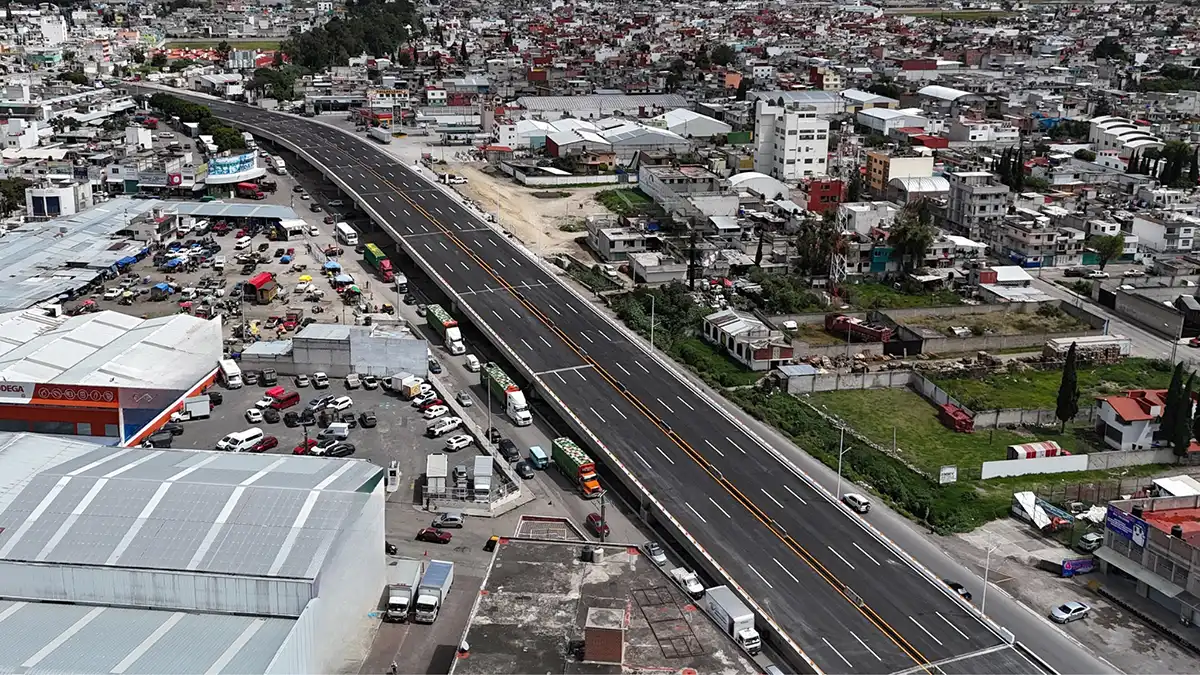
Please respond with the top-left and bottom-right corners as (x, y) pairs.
(0, 382), (35, 404)
(939, 466), (958, 484)
(1106, 504), (1148, 547)
(207, 152), (257, 177)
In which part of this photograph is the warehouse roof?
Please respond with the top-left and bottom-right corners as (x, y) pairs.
(513, 93), (687, 113)
(917, 84), (974, 102)
(0, 433), (379, 577)
(169, 201), (296, 221)
(0, 310), (222, 389)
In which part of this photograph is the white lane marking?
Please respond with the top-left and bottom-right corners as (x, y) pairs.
(472, 239), (481, 247)
(822, 638), (853, 668)
(748, 564), (773, 589)
(496, 258), (507, 268)
(909, 616), (943, 646)
(850, 631), (881, 662)
(708, 497), (731, 519)
(773, 557), (800, 583)
(424, 244), (432, 251)
(685, 502), (707, 523)
(590, 407), (606, 423)
(403, 209), (411, 216)
(555, 372), (566, 384)
(655, 446), (675, 464)
(726, 436), (746, 454)
(511, 257), (521, 267)
(509, 307), (521, 318)
(405, 226), (413, 234)
(373, 196), (381, 203)
(634, 360), (649, 373)
(852, 542), (881, 566)
(609, 404), (628, 420)
(580, 332), (594, 343)
(540, 336), (552, 348)
(828, 546), (855, 570)
(492, 311), (503, 322)
(521, 339), (533, 350)
(596, 329), (612, 341)
(703, 439), (725, 457)
(435, 207), (443, 214)
(657, 398), (675, 414)
(547, 303), (561, 315)
(488, 238), (497, 246)
(615, 362), (630, 376)
(465, 286), (474, 294)
(633, 451), (652, 468)
(936, 611), (970, 640)
(461, 261), (470, 271)
(677, 396), (695, 411)
(444, 264), (453, 273)
(566, 303), (578, 313)
(783, 484), (808, 504)
(389, 210), (396, 218)
(577, 370), (588, 382)
(761, 489), (784, 509)
(440, 241), (448, 249)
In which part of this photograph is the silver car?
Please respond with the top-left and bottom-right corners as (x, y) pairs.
(1050, 601), (1090, 623)
(641, 541), (668, 566)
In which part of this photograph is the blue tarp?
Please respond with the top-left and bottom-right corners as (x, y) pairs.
(117, 256), (137, 266)
(153, 282), (170, 291)
(324, 261), (342, 270)
(334, 274), (353, 284)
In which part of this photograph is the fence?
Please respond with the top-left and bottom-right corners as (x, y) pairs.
(1035, 477), (1156, 505)
(1086, 447), (1178, 471)
(981, 454), (1089, 479)
(970, 406), (1098, 429)
(785, 369), (914, 394)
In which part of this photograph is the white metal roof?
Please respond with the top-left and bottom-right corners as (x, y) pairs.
(918, 85), (973, 101)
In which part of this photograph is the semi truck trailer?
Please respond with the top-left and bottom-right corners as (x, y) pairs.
(551, 437), (603, 498)
(363, 243), (396, 282)
(367, 126), (393, 144)
(480, 362), (531, 426)
(427, 304), (465, 355)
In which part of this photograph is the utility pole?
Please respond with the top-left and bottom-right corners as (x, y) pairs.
(599, 491), (607, 544)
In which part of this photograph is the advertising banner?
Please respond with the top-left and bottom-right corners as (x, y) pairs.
(1061, 557), (1096, 577)
(167, 173), (182, 186)
(139, 170), (168, 186)
(0, 382), (35, 404)
(1106, 504), (1148, 547)
(208, 152), (257, 177)
(32, 383), (119, 408)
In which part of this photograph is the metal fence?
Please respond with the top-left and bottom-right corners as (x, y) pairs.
(1034, 477), (1156, 506)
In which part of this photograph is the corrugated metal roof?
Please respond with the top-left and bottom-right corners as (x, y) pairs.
(170, 201), (296, 221)
(0, 600), (292, 675)
(0, 433), (380, 578)
(514, 94), (687, 113)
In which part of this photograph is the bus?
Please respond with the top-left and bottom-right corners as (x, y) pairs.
(334, 222), (359, 246)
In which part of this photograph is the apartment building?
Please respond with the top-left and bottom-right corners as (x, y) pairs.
(948, 119), (1020, 148)
(998, 209), (1084, 267)
(865, 150), (934, 198)
(752, 99), (829, 181)
(1131, 213), (1199, 254)
(945, 171), (1011, 242)
(1099, 495), (1200, 626)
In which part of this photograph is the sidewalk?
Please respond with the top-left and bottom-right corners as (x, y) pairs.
(1092, 574), (1200, 657)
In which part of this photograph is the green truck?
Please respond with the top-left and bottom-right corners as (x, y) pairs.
(363, 243), (395, 282)
(480, 362), (532, 426)
(427, 304), (465, 354)
(551, 437), (603, 498)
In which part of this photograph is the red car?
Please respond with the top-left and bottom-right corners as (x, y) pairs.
(293, 438), (318, 455)
(323, 215), (335, 224)
(416, 527), (452, 544)
(250, 436), (278, 453)
(236, 229), (248, 238)
(419, 398), (445, 411)
(585, 513), (610, 538)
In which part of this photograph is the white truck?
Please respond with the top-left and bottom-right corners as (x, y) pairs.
(426, 304), (465, 355)
(367, 126), (393, 144)
(669, 567), (704, 599)
(480, 362), (532, 426)
(384, 559), (424, 622)
(472, 455), (493, 502)
(242, 131), (256, 150)
(270, 155), (287, 175)
(218, 359), (243, 388)
(705, 586), (762, 655)
(413, 560), (454, 623)
(426, 453), (447, 498)
(170, 394), (211, 422)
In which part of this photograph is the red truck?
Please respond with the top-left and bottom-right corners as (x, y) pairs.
(363, 243), (395, 282)
(825, 313), (893, 342)
(236, 182), (265, 200)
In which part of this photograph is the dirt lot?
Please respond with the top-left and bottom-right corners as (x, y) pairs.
(905, 306), (1088, 337)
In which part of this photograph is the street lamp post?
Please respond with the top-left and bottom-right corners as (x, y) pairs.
(982, 542), (1001, 615)
(836, 427), (851, 499)
(1170, 320), (1184, 363)
(650, 294), (656, 352)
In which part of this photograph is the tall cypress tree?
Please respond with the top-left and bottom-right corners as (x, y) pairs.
(1173, 373), (1195, 456)
(1013, 149), (1025, 191)
(1056, 342), (1080, 432)
(1161, 362), (1185, 442)
(1189, 149), (1199, 187)
(1127, 151), (1138, 174)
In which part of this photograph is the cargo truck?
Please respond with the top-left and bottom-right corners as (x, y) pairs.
(394, 273), (408, 293)
(551, 437), (603, 498)
(368, 126), (393, 144)
(363, 243), (395, 282)
(704, 586), (761, 655)
(270, 155), (287, 175)
(235, 182), (265, 200)
(170, 394), (211, 421)
(384, 372), (422, 399)
(426, 453), (447, 498)
(669, 567), (704, 599)
(384, 559), (424, 622)
(427, 304), (465, 355)
(480, 362), (532, 426)
(218, 359), (243, 388)
(413, 560), (454, 623)
(472, 455), (492, 502)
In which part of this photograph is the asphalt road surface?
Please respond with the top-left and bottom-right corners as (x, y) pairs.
(169, 94), (1050, 675)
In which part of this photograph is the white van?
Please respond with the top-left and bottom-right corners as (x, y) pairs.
(213, 255), (226, 271)
(217, 428), (264, 452)
(235, 236), (253, 250)
(318, 422), (351, 441)
(464, 354), (480, 372)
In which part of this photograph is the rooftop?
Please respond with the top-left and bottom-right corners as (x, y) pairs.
(514, 94), (687, 113)
(450, 538), (756, 675)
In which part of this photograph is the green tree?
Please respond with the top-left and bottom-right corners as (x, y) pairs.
(710, 44), (735, 67)
(216, 40), (233, 61)
(1092, 36), (1125, 60)
(846, 170), (863, 202)
(1173, 373), (1195, 456)
(1127, 150), (1139, 174)
(1190, 149), (1199, 187)
(1088, 234), (1125, 270)
(0, 178), (32, 217)
(1073, 148), (1097, 162)
(58, 70), (88, 85)
(130, 48), (145, 64)
(888, 206), (936, 272)
(867, 81), (903, 100)
(211, 126), (247, 153)
(150, 52), (167, 69)
(1055, 342), (1080, 432)
(1160, 362), (1185, 443)
(735, 78), (749, 101)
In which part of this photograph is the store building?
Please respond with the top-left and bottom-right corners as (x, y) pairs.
(1098, 497), (1200, 625)
(0, 308), (223, 442)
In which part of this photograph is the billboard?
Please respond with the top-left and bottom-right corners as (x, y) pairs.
(208, 152), (257, 177)
(1106, 504), (1148, 547)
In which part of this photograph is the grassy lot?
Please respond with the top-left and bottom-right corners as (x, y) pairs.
(165, 39), (282, 50)
(789, 322), (843, 346)
(843, 282), (962, 310)
(933, 357), (1173, 410)
(811, 389), (1094, 477)
(669, 337), (765, 387)
(904, 305), (1086, 336)
(594, 189), (661, 217)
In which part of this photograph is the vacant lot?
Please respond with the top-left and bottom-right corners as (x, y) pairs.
(812, 389), (1092, 477)
(789, 322), (843, 346)
(594, 189), (662, 217)
(933, 357), (1173, 410)
(905, 306), (1086, 337)
(844, 282), (961, 310)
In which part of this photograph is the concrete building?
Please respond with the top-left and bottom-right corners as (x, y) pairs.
(948, 119), (1021, 148)
(945, 171), (1010, 241)
(1089, 116), (1164, 157)
(703, 308), (793, 371)
(0, 433), (385, 674)
(510, 94), (687, 121)
(646, 108), (732, 139)
(1096, 389), (1171, 451)
(856, 107), (929, 136)
(586, 220), (660, 263)
(239, 323), (428, 379)
(1131, 212), (1199, 254)
(865, 151), (934, 198)
(840, 201), (900, 236)
(1, 117), (41, 150)
(840, 89), (899, 113)
(887, 176), (950, 204)
(752, 99), (830, 181)
(997, 209), (1084, 268)
(24, 177), (94, 219)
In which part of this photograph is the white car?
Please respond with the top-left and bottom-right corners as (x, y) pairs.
(1122, 269), (1145, 278)
(312, 372), (330, 388)
(299, 192), (310, 200)
(103, 288), (122, 300)
(641, 541), (668, 566)
(444, 434), (474, 451)
(254, 396), (275, 410)
(326, 396), (353, 412)
(423, 404), (449, 419)
(309, 226), (320, 237)
(245, 408), (263, 423)
(1050, 601), (1090, 623)
(412, 391), (437, 407)
(842, 493), (870, 513)
(1086, 270), (1110, 279)
(418, 382), (433, 396)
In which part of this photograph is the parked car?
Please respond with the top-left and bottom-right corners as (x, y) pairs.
(362, 374), (379, 389)
(262, 408), (281, 424)
(416, 527), (452, 544)
(293, 439), (318, 455)
(326, 395), (354, 411)
(585, 513), (610, 538)
(455, 392), (473, 407)
(423, 405), (449, 419)
(428, 359), (442, 374)
(359, 410), (377, 428)
(345, 373), (361, 389)
(1086, 270), (1110, 279)
(514, 460), (535, 479)
(295, 374), (310, 387)
(1077, 532), (1104, 552)
(431, 512), (464, 529)
(444, 434), (473, 451)
(160, 422), (185, 436)
(944, 580), (972, 602)
(1063, 267), (1091, 278)
(328, 199), (344, 207)
(416, 304), (428, 317)
(320, 442), (356, 458)
(842, 493), (870, 513)
(418, 398), (445, 412)
(497, 438), (520, 462)
(412, 391), (438, 407)
(312, 372), (330, 388)
(243, 370), (259, 385)
(1050, 601), (1090, 623)
(1122, 269), (1145, 278)
(641, 541), (668, 566)
(284, 411), (301, 427)
(245, 408), (263, 423)
(307, 395), (333, 411)
(250, 436), (279, 453)
(402, 293), (416, 305)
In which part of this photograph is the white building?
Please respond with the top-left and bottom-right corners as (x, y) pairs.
(1131, 213), (1199, 253)
(839, 201), (899, 236)
(753, 99), (830, 181)
(856, 107), (929, 135)
(25, 178), (93, 220)
(948, 119), (1020, 148)
(1, 118), (40, 150)
(1096, 389), (1173, 451)
(646, 109), (732, 139)
(702, 308), (793, 371)
(1088, 115), (1164, 157)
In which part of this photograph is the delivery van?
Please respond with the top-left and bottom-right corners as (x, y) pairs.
(217, 428), (264, 452)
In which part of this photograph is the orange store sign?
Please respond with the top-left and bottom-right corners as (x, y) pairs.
(0, 382), (118, 407)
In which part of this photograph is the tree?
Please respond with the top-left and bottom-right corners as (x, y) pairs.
(1191, 382), (1200, 449)
(1190, 149), (1199, 187)
(130, 48), (145, 64)
(1092, 36), (1125, 60)
(150, 52), (167, 69)
(1127, 150), (1139, 174)
(867, 81), (903, 100)
(1173, 373), (1196, 456)
(1161, 362), (1185, 443)
(710, 44), (735, 67)
(1093, 99), (1112, 117)
(1073, 148), (1097, 162)
(846, 170), (863, 202)
(0, 178), (32, 217)
(216, 40), (233, 62)
(1055, 342), (1080, 432)
(735, 78), (749, 101)
(888, 206), (936, 272)
(211, 126), (247, 153)
(58, 70), (88, 85)
(1088, 234), (1125, 270)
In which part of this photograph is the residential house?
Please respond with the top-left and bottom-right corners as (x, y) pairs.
(1095, 389), (1178, 451)
(702, 309), (793, 371)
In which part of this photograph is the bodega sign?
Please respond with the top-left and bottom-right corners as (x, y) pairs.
(0, 382), (35, 404)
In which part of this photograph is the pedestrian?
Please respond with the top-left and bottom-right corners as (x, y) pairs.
(389, 662), (397, 675)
